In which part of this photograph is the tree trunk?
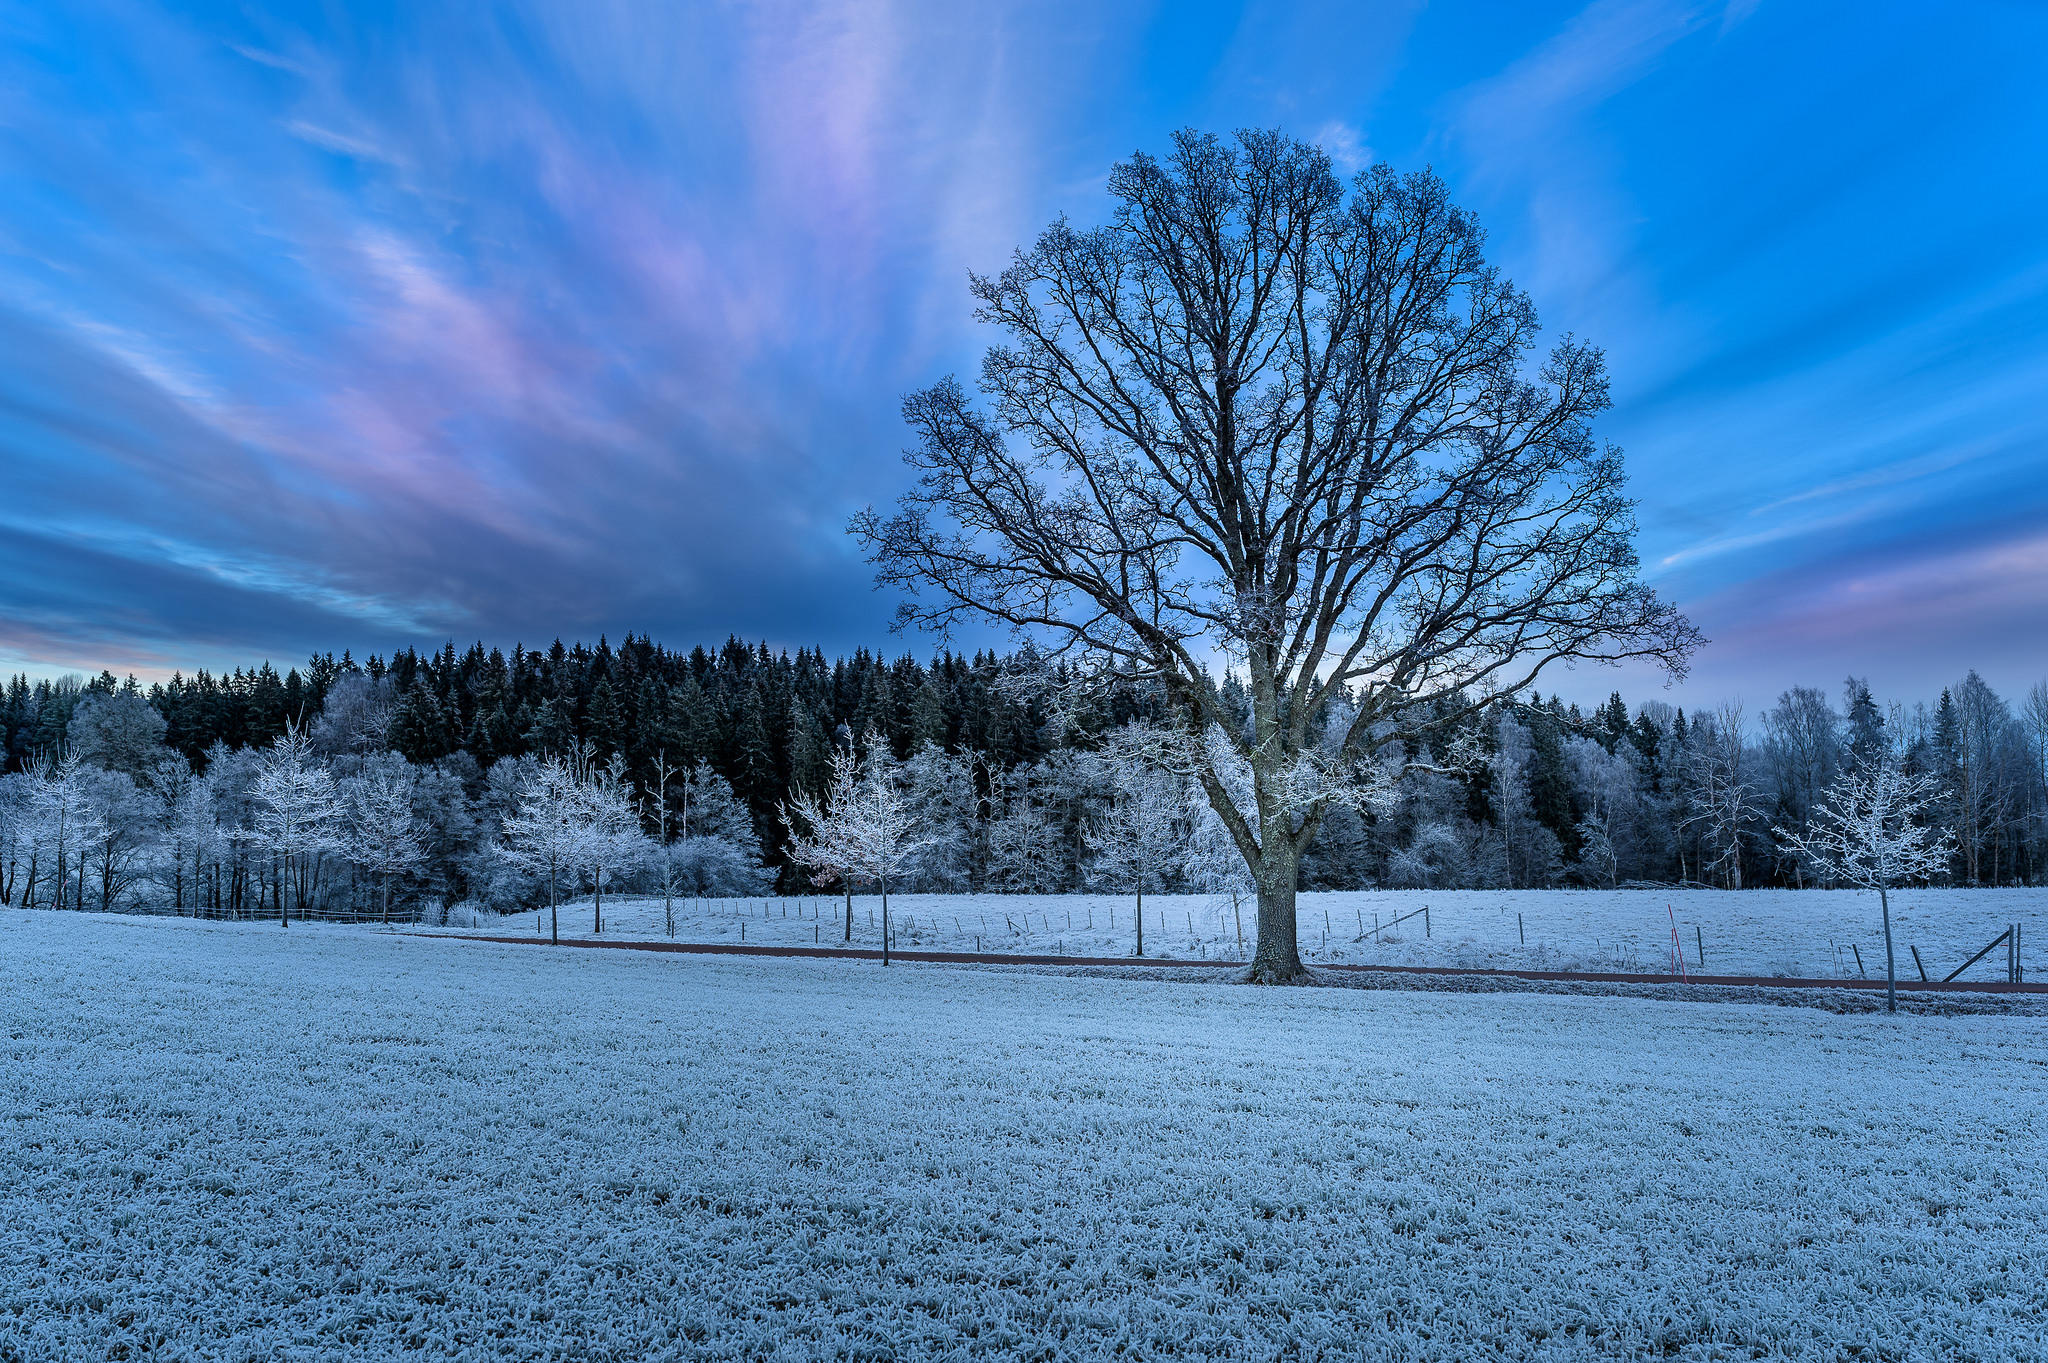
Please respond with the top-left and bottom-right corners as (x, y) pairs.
(1248, 845), (1307, 983)
(594, 870), (603, 935)
(1135, 884), (1144, 957)
(844, 884), (853, 943)
(880, 875), (890, 967)
(548, 865), (559, 944)
(1879, 883), (1896, 1015)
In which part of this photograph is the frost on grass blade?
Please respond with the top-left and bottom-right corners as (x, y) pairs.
(2, 910), (2045, 1360)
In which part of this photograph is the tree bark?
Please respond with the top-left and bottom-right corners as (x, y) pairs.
(1880, 883), (1896, 1014)
(844, 885), (853, 943)
(1248, 845), (1307, 983)
(880, 875), (890, 967)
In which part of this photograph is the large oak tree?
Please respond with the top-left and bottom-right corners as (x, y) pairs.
(856, 129), (1698, 981)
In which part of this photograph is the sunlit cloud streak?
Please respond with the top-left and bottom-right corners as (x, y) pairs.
(1, 0), (2044, 710)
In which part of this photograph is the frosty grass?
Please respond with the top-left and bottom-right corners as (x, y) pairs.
(3, 909), (2045, 1360)
(440, 886), (2048, 984)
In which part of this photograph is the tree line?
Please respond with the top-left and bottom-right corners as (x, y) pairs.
(1, 640), (2045, 922)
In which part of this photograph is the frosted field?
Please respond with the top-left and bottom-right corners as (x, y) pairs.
(5, 912), (2047, 1361)
(454, 887), (2048, 982)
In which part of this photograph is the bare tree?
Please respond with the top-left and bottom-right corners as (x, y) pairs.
(856, 129), (1695, 980)
(1682, 703), (1760, 890)
(1761, 686), (1842, 876)
(1776, 744), (1953, 1013)
(645, 750), (684, 937)
(2025, 682), (2048, 881)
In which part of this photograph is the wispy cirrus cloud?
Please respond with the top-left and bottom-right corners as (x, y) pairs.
(3, 0), (2046, 708)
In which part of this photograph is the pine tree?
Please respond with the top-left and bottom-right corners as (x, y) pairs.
(391, 681), (451, 764)
(586, 678), (625, 758)
(524, 699), (575, 756)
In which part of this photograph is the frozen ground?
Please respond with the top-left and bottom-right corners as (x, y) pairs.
(3, 911), (2045, 1360)
(439, 886), (2048, 982)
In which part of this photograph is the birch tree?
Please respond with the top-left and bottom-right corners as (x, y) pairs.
(857, 129), (1696, 979)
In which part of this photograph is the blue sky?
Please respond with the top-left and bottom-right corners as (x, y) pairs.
(2, 0), (2045, 707)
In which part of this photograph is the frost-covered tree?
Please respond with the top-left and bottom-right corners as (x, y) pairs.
(1489, 714), (1558, 888)
(682, 763), (763, 864)
(310, 673), (395, 757)
(151, 756), (217, 915)
(22, 754), (108, 910)
(645, 750), (684, 937)
(0, 773), (31, 905)
(842, 731), (932, 964)
(342, 759), (425, 922)
(782, 739), (866, 942)
(1085, 736), (1184, 955)
(502, 755), (582, 943)
(572, 749), (642, 935)
(1386, 818), (1470, 890)
(1776, 743), (1954, 1012)
(66, 689), (168, 779)
(1564, 734), (1643, 887)
(665, 836), (771, 897)
(856, 129), (1696, 980)
(201, 743), (263, 918)
(248, 721), (342, 926)
(77, 765), (155, 913)
(981, 763), (1066, 893)
(1180, 733), (1258, 948)
(1939, 671), (2023, 885)
(897, 743), (977, 891)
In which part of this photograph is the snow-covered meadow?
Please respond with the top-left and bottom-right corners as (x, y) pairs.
(437, 886), (2048, 982)
(5, 910), (2046, 1360)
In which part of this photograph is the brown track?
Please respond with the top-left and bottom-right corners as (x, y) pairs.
(419, 932), (2048, 995)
